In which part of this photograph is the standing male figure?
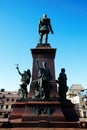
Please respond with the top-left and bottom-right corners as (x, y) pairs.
(33, 60), (52, 100)
(38, 14), (54, 44)
(57, 68), (68, 102)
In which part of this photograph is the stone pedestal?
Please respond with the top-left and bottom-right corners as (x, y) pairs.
(22, 101), (65, 122)
(9, 101), (79, 128)
(29, 43), (57, 97)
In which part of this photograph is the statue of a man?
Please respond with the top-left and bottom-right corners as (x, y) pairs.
(33, 60), (52, 100)
(38, 14), (54, 44)
(16, 65), (31, 99)
(57, 68), (68, 102)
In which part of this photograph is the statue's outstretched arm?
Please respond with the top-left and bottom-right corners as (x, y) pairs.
(36, 59), (41, 70)
(16, 65), (22, 76)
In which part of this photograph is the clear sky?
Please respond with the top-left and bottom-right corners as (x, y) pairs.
(0, 0), (87, 91)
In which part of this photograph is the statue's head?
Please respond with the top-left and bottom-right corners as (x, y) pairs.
(43, 14), (47, 18)
(24, 71), (26, 74)
(27, 69), (30, 73)
(27, 69), (30, 72)
(61, 68), (65, 73)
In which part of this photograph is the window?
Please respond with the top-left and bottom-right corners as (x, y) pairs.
(83, 111), (86, 117)
(1, 105), (3, 109)
(6, 105), (8, 109)
(12, 98), (14, 101)
(11, 105), (13, 109)
(7, 98), (9, 101)
(0, 112), (2, 115)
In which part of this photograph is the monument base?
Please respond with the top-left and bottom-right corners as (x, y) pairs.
(9, 100), (80, 128)
(8, 44), (81, 128)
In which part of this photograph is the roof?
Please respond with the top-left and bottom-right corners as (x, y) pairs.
(70, 84), (84, 91)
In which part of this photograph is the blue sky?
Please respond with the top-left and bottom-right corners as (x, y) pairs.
(0, 0), (87, 91)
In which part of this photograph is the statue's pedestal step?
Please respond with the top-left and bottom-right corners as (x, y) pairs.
(9, 100), (79, 128)
(10, 119), (80, 128)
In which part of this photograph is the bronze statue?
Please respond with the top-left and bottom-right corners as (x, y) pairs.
(32, 60), (52, 100)
(57, 68), (68, 102)
(16, 65), (31, 99)
(38, 14), (54, 44)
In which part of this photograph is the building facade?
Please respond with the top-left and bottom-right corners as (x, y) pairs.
(67, 84), (87, 118)
(0, 89), (18, 118)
